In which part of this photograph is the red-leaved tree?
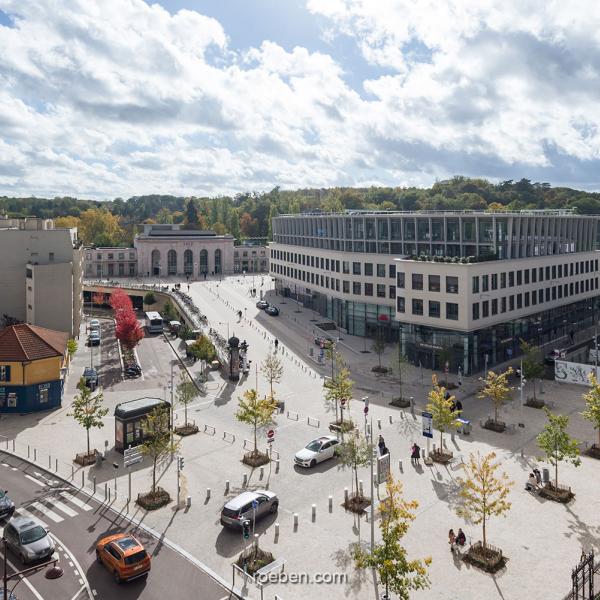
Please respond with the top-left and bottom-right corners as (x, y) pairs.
(109, 289), (132, 315)
(115, 310), (144, 350)
(92, 291), (106, 307)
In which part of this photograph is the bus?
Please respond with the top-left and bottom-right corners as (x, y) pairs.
(145, 311), (164, 334)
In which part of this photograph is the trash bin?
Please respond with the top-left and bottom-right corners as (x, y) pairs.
(542, 468), (550, 484)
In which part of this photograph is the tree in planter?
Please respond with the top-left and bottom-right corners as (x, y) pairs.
(520, 340), (544, 403)
(323, 353), (354, 425)
(189, 335), (216, 362)
(456, 452), (513, 559)
(478, 367), (513, 426)
(426, 375), (460, 454)
(162, 300), (177, 322)
(69, 377), (108, 458)
(438, 346), (452, 387)
(536, 409), (581, 490)
(371, 329), (386, 372)
(115, 310), (144, 350)
(143, 291), (156, 310)
(140, 406), (180, 497)
(260, 350), (283, 398)
(337, 432), (372, 502)
(66, 338), (78, 361)
(178, 324), (196, 341)
(175, 371), (198, 431)
(353, 475), (431, 599)
(235, 389), (278, 460)
(582, 374), (600, 451)
(388, 345), (409, 403)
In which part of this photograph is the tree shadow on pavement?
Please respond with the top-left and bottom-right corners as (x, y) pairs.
(430, 476), (462, 512)
(563, 504), (600, 552)
(331, 540), (375, 596)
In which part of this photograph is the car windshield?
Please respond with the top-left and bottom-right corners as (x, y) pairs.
(305, 441), (322, 452)
(0, 490), (5, 499)
(124, 550), (147, 565)
(20, 526), (47, 545)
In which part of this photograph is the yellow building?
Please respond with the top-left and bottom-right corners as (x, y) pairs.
(0, 324), (69, 413)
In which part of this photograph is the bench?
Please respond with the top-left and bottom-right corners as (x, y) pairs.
(329, 424), (342, 433)
(255, 558), (287, 579)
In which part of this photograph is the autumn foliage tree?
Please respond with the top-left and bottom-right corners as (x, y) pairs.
(109, 289), (144, 350)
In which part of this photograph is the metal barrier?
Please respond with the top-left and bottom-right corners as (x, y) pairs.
(203, 424), (216, 435)
(307, 416), (320, 428)
(223, 431), (236, 443)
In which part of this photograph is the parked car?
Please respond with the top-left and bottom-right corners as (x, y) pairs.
(0, 489), (15, 520)
(89, 319), (101, 331)
(83, 367), (98, 391)
(294, 435), (340, 468)
(256, 300), (269, 309)
(220, 490), (278, 528)
(96, 533), (151, 583)
(88, 331), (101, 346)
(314, 336), (333, 348)
(3, 515), (55, 564)
(265, 305), (279, 316)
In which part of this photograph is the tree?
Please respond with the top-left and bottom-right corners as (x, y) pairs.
(188, 335), (216, 362)
(520, 339), (544, 402)
(66, 338), (78, 360)
(260, 350), (283, 398)
(184, 198), (200, 229)
(140, 406), (179, 495)
(109, 288), (133, 315)
(353, 475), (431, 599)
(478, 367), (513, 424)
(371, 330), (385, 371)
(91, 291), (106, 311)
(426, 375), (460, 451)
(389, 345), (409, 401)
(235, 389), (277, 457)
(536, 409), (581, 489)
(323, 352), (354, 424)
(162, 300), (177, 322)
(54, 215), (80, 229)
(77, 208), (124, 246)
(156, 208), (173, 224)
(69, 377), (108, 457)
(240, 212), (258, 237)
(337, 432), (372, 500)
(115, 310), (144, 349)
(456, 452), (513, 552)
(582, 373), (600, 449)
(175, 371), (198, 429)
(143, 292), (156, 308)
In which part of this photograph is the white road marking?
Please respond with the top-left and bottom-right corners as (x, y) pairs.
(29, 501), (64, 522)
(69, 584), (86, 600)
(2, 462), (9, 467)
(51, 499), (78, 517)
(69, 561), (74, 567)
(24, 474), (46, 487)
(15, 507), (49, 528)
(6, 555), (46, 600)
(60, 491), (92, 511)
(50, 532), (95, 600)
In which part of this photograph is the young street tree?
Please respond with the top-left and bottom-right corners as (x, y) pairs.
(260, 350), (284, 398)
(536, 409), (581, 489)
(456, 451), (513, 553)
(389, 345), (409, 402)
(323, 352), (354, 424)
(371, 330), (386, 371)
(175, 371), (198, 430)
(426, 375), (460, 451)
(69, 377), (108, 457)
(478, 367), (513, 425)
(67, 338), (78, 360)
(143, 292), (156, 308)
(582, 373), (600, 450)
(520, 340), (545, 402)
(235, 389), (277, 459)
(354, 475), (431, 599)
(140, 406), (180, 496)
(337, 432), (372, 502)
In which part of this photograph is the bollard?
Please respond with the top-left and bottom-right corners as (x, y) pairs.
(328, 495), (333, 512)
(259, 466), (264, 479)
(81, 470), (85, 487)
(344, 488), (349, 504)
(433, 443), (436, 453)
(398, 459), (403, 472)
(242, 473), (248, 487)
(48, 455), (51, 469)
(275, 459), (280, 473)
(108, 488), (111, 502)
(225, 480), (230, 495)
(104, 482), (108, 500)
(34, 448), (37, 462)
(293, 513), (298, 529)
(389, 415), (393, 424)
(28, 445), (30, 459)
(359, 480), (364, 497)
(71, 465), (74, 480)
(93, 476), (96, 494)
(274, 522), (279, 540)
(55, 458), (58, 472)
(186, 496), (192, 508)
(11, 439), (14, 452)
(312, 504), (316, 521)
(206, 488), (211, 500)
(377, 419), (382, 430)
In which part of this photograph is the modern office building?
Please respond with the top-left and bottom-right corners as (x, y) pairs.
(0, 217), (83, 336)
(269, 209), (600, 374)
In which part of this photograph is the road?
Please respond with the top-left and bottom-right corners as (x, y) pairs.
(0, 453), (234, 600)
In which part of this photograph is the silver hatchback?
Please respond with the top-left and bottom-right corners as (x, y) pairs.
(3, 515), (55, 564)
(220, 490), (278, 528)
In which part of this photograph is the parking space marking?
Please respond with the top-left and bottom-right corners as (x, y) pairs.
(29, 501), (64, 522)
(25, 473), (46, 487)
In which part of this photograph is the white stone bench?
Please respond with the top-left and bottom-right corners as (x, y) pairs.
(255, 558), (287, 579)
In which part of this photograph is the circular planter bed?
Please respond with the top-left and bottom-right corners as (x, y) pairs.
(236, 547), (275, 576)
(175, 424), (199, 437)
(463, 541), (506, 573)
(343, 493), (371, 514)
(482, 419), (506, 433)
(371, 366), (389, 374)
(136, 487), (171, 511)
(538, 483), (574, 503)
(329, 419), (355, 434)
(524, 398), (545, 409)
(389, 397), (411, 408)
(74, 451), (97, 466)
(585, 444), (600, 460)
(431, 450), (453, 464)
(243, 450), (271, 468)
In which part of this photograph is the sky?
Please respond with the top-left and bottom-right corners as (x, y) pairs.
(1, 0), (600, 200)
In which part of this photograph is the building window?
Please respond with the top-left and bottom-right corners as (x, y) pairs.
(509, 295), (515, 311)
(472, 276), (479, 293)
(397, 272), (405, 288)
(389, 286), (396, 299)
(389, 264), (396, 279)
(429, 301), (441, 318)
(343, 281), (350, 293)
(412, 274), (423, 290)
(0, 366), (10, 382)
(532, 269), (537, 283)
(472, 303), (479, 320)
(428, 275), (440, 292)
(517, 294), (522, 309)
(108, 253), (114, 260)
(482, 275), (489, 292)
(377, 284), (386, 298)
(446, 276), (458, 294)
(343, 261), (349, 274)
(97, 253), (102, 260)
(500, 272), (506, 288)
(412, 299), (423, 315)
(130, 252), (135, 260)
(86, 252), (92, 260)
(377, 264), (386, 277)
(501, 297), (506, 313)
(397, 297), (405, 313)
(524, 292), (530, 307)
(509, 272), (514, 287)
(353, 282), (361, 295)
(118, 253), (125, 260)
(491, 273), (498, 290)
(517, 270), (522, 286)
(491, 299), (498, 315)
(365, 283), (373, 296)
(353, 262), (361, 275)
(525, 270), (530, 284)
(482, 300), (489, 318)
(446, 303), (458, 320)
(364, 263), (373, 276)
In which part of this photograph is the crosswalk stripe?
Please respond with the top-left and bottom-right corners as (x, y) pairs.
(60, 492), (92, 511)
(16, 507), (49, 528)
(24, 474), (46, 487)
(51, 499), (78, 517)
(29, 501), (64, 522)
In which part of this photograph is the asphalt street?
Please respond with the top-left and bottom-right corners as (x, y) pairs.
(0, 452), (234, 600)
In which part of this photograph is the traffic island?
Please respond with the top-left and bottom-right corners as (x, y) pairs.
(343, 493), (371, 514)
(585, 444), (600, 460)
(538, 483), (574, 503)
(525, 398), (545, 409)
(431, 449), (453, 464)
(482, 418), (506, 433)
(175, 424), (199, 437)
(236, 547), (275, 577)
(74, 451), (97, 466)
(463, 541), (507, 573)
(243, 450), (270, 468)
(136, 487), (171, 510)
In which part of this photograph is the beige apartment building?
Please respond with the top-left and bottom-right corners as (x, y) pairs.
(270, 209), (600, 374)
(0, 217), (82, 336)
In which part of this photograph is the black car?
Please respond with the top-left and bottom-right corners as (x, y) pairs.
(83, 367), (98, 391)
(0, 489), (15, 520)
(265, 306), (279, 316)
(256, 300), (269, 309)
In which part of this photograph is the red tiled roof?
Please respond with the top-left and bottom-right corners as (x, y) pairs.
(0, 324), (69, 362)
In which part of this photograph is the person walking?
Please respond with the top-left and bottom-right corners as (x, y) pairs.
(274, 338), (279, 351)
(448, 529), (457, 553)
(378, 435), (386, 456)
(410, 442), (421, 466)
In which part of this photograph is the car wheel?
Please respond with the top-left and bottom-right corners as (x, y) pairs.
(310, 459), (316, 468)
(114, 569), (122, 583)
(270, 501), (279, 513)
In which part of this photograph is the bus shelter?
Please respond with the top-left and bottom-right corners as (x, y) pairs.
(114, 397), (171, 453)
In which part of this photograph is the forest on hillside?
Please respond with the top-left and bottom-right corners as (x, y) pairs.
(1, 177), (599, 247)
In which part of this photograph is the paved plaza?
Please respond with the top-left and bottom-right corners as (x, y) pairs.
(1, 274), (599, 600)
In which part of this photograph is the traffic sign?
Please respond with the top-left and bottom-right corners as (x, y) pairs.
(377, 453), (391, 484)
(364, 406), (369, 415)
(340, 398), (347, 407)
(267, 429), (275, 440)
(422, 411), (433, 438)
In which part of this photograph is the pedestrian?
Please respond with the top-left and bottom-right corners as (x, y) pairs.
(448, 529), (457, 553)
(378, 435), (386, 455)
(274, 338), (279, 350)
(455, 399), (463, 412)
(525, 472), (539, 492)
(456, 528), (466, 547)
(533, 468), (542, 486)
(410, 442), (421, 466)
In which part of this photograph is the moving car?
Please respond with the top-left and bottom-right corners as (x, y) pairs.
(88, 331), (101, 346)
(294, 435), (340, 468)
(314, 336), (333, 348)
(89, 319), (101, 331)
(0, 489), (15, 520)
(265, 305), (279, 316)
(256, 300), (269, 309)
(96, 533), (151, 583)
(83, 367), (98, 391)
(3, 515), (55, 564)
(220, 490), (278, 528)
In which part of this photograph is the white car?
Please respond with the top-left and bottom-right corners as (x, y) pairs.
(89, 319), (101, 331)
(294, 436), (340, 468)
